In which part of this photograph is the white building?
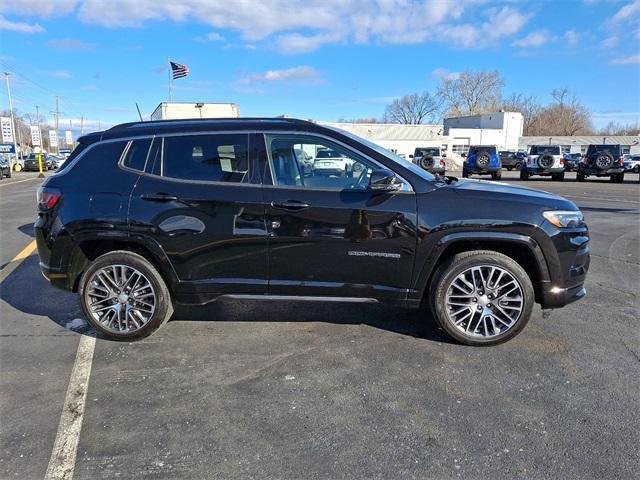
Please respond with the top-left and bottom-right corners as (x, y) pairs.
(443, 112), (524, 154)
(151, 102), (239, 120)
(520, 136), (640, 154)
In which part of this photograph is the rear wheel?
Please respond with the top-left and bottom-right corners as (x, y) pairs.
(462, 170), (469, 178)
(576, 171), (586, 182)
(633, 165), (640, 174)
(552, 172), (565, 181)
(519, 169), (529, 181)
(491, 171), (502, 180)
(78, 251), (173, 341)
(430, 250), (534, 346)
(6, 167), (11, 178)
(610, 173), (624, 183)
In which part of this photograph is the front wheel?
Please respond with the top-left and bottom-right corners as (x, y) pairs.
(430, 250), (534, 346)
(78, 251), (173, 341)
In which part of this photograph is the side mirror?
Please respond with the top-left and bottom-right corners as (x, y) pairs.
(409, 154), (414, 159)
(369, 169), (401, 191)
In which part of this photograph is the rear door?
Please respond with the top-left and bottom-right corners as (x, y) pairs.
(128, 132), (269, 301)
(259, 133), (418, 300)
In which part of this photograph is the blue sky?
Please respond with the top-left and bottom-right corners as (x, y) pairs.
(1, 0), (639, 133)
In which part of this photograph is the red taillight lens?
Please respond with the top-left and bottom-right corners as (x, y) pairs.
(37, 187), (61, 210)
(440, 159), (445, 166)
(560, 158), (565, 165)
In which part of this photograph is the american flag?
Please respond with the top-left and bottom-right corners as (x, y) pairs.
(170, 61), (189, 79)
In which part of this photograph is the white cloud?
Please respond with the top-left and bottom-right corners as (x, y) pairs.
(601, 36), (619, 48)
(564, 30), (580, 46)
(234, 66), (323, 93)
(0, 15), (44, 33)
(612, 0), (640, 22)
(205, 32), (224, 41)
(1, 0), (533, 52)
(612, 54), (640, 64)
(513, 30), (550, 48)
(38, 69), (72, 79)
(46, 38), (96, 50)
(431, 68), (460, 81)
(277, 32), (342, 54)
(0, 0), (79, 17)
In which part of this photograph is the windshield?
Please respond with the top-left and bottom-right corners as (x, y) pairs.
(586, 144), (621, 155)
(530, 145), (560, 155)
(325, 126), (435, 182)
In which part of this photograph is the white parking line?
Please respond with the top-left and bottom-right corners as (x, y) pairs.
(44, 334), (96, 480)
(0, 177), (42, 187)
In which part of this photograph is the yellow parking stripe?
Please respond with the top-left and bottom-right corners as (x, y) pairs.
(0, 240), (37, 283)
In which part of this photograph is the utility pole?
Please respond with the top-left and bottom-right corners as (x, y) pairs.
(80, 115), (84, 136)
(3, 72), (20, 165)
(50, 95), (63, 155)
(35, 105), (43, 150)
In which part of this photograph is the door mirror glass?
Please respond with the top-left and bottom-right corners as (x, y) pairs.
(369, 169), (400, 191)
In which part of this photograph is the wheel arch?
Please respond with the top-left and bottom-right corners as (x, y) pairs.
(68, 235), (178, 293)
(416, 232), (551, 305)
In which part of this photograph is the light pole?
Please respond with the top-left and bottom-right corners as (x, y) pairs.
(4, 72), (20, 166)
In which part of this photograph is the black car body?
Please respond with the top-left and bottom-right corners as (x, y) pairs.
(23, 154), (53, 171)
(577, 144), (625, 182)
(499, 151), (522, 171)
(35, 118), (589, 345)
(563, 153), (581, 172)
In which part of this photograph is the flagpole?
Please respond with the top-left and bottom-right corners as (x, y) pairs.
(168, 57), (172, 102)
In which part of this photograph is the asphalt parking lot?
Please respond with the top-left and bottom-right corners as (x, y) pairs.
(1, 170), (639, 479)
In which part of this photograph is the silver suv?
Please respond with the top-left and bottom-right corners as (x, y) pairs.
(412, 147), (445, 174)
(521, 145), (565, 181)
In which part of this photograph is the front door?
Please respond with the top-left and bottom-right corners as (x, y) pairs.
(128, 132), (268, 302)
(260, 133), (418, 300)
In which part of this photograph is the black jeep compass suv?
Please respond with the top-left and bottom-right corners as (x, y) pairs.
(35, 118), (590, 346)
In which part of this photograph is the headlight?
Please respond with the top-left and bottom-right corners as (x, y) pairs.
(542, 210), (584, 228)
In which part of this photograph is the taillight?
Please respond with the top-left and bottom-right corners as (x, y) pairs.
(37, 186), (61, 210)
(619, 157), (624, 166)
(440, 159), (445, 166)
(560, 158), (565, 165)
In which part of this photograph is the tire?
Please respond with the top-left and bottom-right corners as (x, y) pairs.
(429, 250), (534, 346)
(506, 167), (513, 171)
(594, 153), (613, 170)
(421, 156), (434, 169)
(491, 171), (502, 180)
(610, 173), (624, 183)
(576, 171), (586, 182)
(633, 165), (640, 174)
(476, 152), (490, 169)
(552, 172), (565, 181)
(6, 167), (11, 178)
(462, 170), (469, 178)
(515, 162), (522, 171)
(78, 250), (173, 341)
(538, 154), (554, 169)
(519, 169), (529, 181)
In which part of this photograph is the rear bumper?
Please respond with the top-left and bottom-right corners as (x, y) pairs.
(578, 166), (624, 176)
(463, 166), (501, 174)
(525, 166), (564, 175)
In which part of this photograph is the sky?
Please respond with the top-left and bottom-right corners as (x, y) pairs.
(0, 0), (639, 135)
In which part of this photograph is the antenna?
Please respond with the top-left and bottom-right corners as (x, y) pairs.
(135, 103), (144, 121)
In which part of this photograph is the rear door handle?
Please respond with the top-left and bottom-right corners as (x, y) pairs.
(270, 200), (310, 211)
(140, 193), (179, 202)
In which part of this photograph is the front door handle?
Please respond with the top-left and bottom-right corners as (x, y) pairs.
(140, 193), (179, 202)
(270, 200), (310, 211)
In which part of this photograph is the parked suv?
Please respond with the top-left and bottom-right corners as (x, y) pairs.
(23, 153), (53, 171)
(35, 118), (589, 346)
(521, 145), (565, 181)
(462, 145), (502, 180)
(622, 154), (640, 174)
(499, 151), (522, 171)
(413, 147), (446, 174)
(577, 144), (625, 182)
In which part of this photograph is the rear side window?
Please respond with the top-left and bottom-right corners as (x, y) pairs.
(586, 144), (621, 156)
(54, 142), (89, 174)
(83, 141), (127, 169)
(163, 134), (249, 183)
(123, 138), (152, 171)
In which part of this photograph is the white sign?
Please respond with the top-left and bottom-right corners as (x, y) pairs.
(30, 126), (41, 146)
(1, 117), (13, 143)
(49, 130), (58, 148)
(65, 130), (73, 146)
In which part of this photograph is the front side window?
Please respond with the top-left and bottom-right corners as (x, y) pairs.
(266, 134), (378, 190)
(163, 134), (249, 183)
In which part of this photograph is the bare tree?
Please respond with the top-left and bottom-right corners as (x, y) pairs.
(501, 93), (542, 135)
(337, 117), (380, 124)
(537, 88), (593, 135)
(383, 92), (442, 124)
(437, 70), (504, 117)
(597, 121), (640, 136)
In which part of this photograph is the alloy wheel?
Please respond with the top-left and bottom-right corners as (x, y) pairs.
(84, 264), (156, 334)
(444, 265), (524, 338)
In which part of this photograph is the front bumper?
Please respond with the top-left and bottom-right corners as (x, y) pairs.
(538, 224), (590, 309)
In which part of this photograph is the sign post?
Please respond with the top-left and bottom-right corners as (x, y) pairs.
(38, 152), (44, 178)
